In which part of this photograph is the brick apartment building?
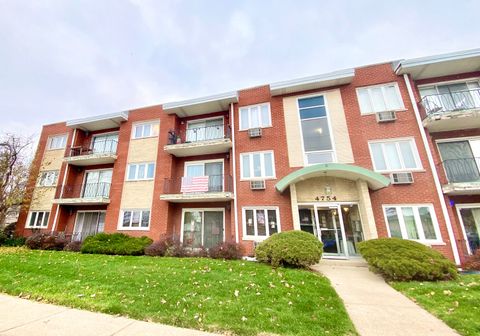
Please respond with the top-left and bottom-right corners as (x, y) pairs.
(16, 48), (480, 265)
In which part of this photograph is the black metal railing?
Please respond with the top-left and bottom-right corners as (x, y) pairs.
(440, 157), (480, 183)
(69, 139), (118, 157)
(167, 124), (231, 145)
(420, 89), (480, 117)
(163, 174), (233, 194)
(56, 182), (111, 199)
(71, 230), (101, 242)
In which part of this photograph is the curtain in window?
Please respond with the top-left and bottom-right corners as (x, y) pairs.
(386, 208), (402, 238)
(438, 141), (479, 182)
(401, 207), (419, 239)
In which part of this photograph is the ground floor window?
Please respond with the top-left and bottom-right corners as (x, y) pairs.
(73, 211), (105, 241)
(243, 207), (280, 240)
(383, 205), (441, 242)
(26, 211), (50, 228)
(182, 209), (224, 249)
(120, 209), (150, 230)
(457, 206), (480, 254)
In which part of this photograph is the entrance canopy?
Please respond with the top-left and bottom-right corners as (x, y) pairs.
(275, 163), (390, 193)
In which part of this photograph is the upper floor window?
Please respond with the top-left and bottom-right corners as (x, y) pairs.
(119, 209), (150, 230)
(298, 95), (334, 165)
(26, 211), (50, 228)
(239, 103), (271, 130)
(48, 134), (67, 150)
(369, 138), (422, 172)
(243, 207), (280, 240)
(384, 205), (440, 242)
(92, 133), (118, 153)
(132, 121), (159, 139)
(357, 83), (404, 114)
(37, 171), (59, 187)
(240, 151), (275, 180)
(127, 162), (155, 181)
(419, 80), (480, 114)
(437, 139), (480, 183)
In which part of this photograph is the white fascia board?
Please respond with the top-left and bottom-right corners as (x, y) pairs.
(162, 91), (238, 112)
(66, 111), (129, 128)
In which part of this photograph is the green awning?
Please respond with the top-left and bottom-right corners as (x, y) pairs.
(275, 163), (390, 192)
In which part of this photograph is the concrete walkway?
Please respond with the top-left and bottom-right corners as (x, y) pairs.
(311, 259), (459, 336)
(0, 294), (219, 336)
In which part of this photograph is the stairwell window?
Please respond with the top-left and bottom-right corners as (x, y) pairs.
(26, 211), (50, 228)
(383, 205), (441, 242)
(243, 207), (280, 240)
(127, 163), (155, 181)
(239, 103), (271, 130)
(119, 209), (150, 230)
(240, 151), (275, 180)
(48, 134), (67, 150)
(369, 138), (422, 172)
(357, 83), (404, 114)
(37, 171), (59, 187)
(132, 121), (159, 139)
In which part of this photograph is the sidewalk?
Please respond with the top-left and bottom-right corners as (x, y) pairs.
(0, 294), (219, 336)
(311, 259), (459, 336)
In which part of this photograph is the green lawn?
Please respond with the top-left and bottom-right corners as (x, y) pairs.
(392, 274), (480, 336)
(0, 247), (356, 336)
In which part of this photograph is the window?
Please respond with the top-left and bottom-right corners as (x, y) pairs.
(132, 121), (159, 139)
(384, 205), (440, 242)
(419, 80), (480, 113)
(120, 209), (150, 229)
(298, 95), (335, 165)
(37, 171), (59, 187)
(437, 139), (480, 183)
(243, 207), (280, 239)
(239, 103), (271, 130)
(26, 211), (50, 228)
(357, 83), (404, 114)
(127, 163), (155, 181)
(369, 139), (421, 172)
(240, 151), (275, 180)
(48, 134), (67, 150)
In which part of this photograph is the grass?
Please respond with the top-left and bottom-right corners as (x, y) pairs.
(0, 247), (356, 336)
(392, 274), (480, 336)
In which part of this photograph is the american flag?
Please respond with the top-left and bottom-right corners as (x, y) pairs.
(181, 176), (209, 193)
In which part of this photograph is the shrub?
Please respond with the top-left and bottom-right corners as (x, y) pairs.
(0, 231), (6, 246)
(145, 236), (185, 257)
(463, 249), (480, 271)
(209, 242), (243, 260)
(255, 231), (323, 268)
(358, 238), (458, 281)
(81, 233), (153, 256)
(64, 240), (82, 252)
(25, 233), (67, 250)
(3, 236), (26, 247)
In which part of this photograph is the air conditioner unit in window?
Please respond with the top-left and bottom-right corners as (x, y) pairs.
(390, 172), (414, 184)
(376, 111), (397, 123)
(250, 180), (266, 190)
(248, 127), (262, 138)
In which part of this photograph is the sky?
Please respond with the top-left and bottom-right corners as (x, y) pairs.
(0, 0), (478, 140)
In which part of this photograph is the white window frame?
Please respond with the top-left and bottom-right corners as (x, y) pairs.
(239, 102), (272, 131)
(131, 120), (160, 139)
(180, 208), (226, 245)
(37, 170), (59, 187)
(455, 203), (480, 255)
(25, 211), (50, 228)
(126, 162), (156, 181)
(118, 209), (151, 231)
(382, 204), (443, 244)
(240, 150), (276, 180)
(356, 82), (405, 115)
(368, 137), (423, 172)
(47, 134), (67, 150)
(242, 207), (281, 241)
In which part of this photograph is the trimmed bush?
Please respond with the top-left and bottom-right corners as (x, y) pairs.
(3, 236), (26, 247)
(81, 233), (152, 256)
(358, 238), (458, 281)
(464, 249), (480, 271)
(145, 236), (185, 257)
(255, 231), (323, 268)
(209, 242), (243, 260)
(64, 240), (82, 252)
(25, 233), (67, 250)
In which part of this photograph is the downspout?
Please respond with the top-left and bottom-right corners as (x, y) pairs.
(403, 74), (461, 265)
(230, 103), (240, 243)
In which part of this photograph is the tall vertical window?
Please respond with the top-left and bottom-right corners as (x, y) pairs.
(298, 95), (334, 165)
(239, 103), (271, 130)
(357, 83), (404, 114)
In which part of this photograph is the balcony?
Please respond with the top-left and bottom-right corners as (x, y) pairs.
(164, 125), (232, 157)
(420, 89), (480, 132)
(64, 139), (118, 166)
(160, 175), (234, 202)
(54, 182), (111, 205)
(439, 158), (480, 195)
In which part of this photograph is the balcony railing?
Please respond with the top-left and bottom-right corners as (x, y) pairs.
(440, 158), (480, 183)
(68, 139), (118, 157)
(56, 182), (111, 199)
(163, 175), (233, 194)
(167, 125), (231, 145)
(420, 89), (480, 117)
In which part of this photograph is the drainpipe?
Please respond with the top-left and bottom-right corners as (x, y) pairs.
(403, 74), (461, 265)
(230, 103), (240, 243)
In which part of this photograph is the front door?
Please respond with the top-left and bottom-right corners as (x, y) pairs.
(316, 207), (345, 257)
(73, 211), (105, 241)
(458, 206), (480, 254)
(182, 210), (224, 249)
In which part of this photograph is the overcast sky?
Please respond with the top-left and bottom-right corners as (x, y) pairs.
(0, 0), (478, 139)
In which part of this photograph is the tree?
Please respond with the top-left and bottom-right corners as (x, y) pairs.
(0, 134), (32, 226)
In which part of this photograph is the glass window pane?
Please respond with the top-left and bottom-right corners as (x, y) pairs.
(357, 89), (373, 114)
(384, 143), (402, 170)
(147, 163), (155, 178)
(370, 143), (387, 170)
(241, 155), (250, 178)
(135, 125), (143, 139)
(250, 106), (260, 128)
(267, 210), (278, 235)
(257, 210), (267, 236)
(371, 87), (386, 112)
(402, 207), (419, 239)
(419, 207), (436, 240)
(43, 212), (50, 227)
(131, 211), (140, 227)
(123, 211), (131, 227)
(253, 154), (262, 177)
(151, 123), (159, 136)
(128, 165), (137, 180)
(264, 153), (273, 177)
(141, 211), (150, 227)
(261, 104), (271, 127)
(36, 212), (44, 227)
(29, 212), (36, 227)
(143, 124), (151, 137)
(301, 118), (332, 152)
(384, 85), (402, 110)
(245, 210), (254, 235)
(306, 151), (334, 164)
(386, 207), (402, 238)
(137, 164), (145, 179)
(298, 96), (324, 108)
(299, 106), (326, 119)
(240, 108), (249, 130)
(399, 141), (417, 169)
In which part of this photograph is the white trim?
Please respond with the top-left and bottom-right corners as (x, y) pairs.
(242, 206), (281, 242)
(46, 133), (68, 151)
(36, 170), (60, 187)
(163, 91), (238, 111)
(367, 137), (423, 173)
(397, 48), (480, 70)
(66, 111), (128, 128)
(117, 209), (151, 231)
(238, 102), (272, 131)
(230, 103), (239, 243)
(356, 82), (405, 115)
(131, 120), (160, 139)
(417, 77), (480, 88)
(180, 208), (226, 246)
(455, 203), (480, 255)
(125, 162), (156, 181)
(25, 210), (50, 229)
(239, 150), (276, 180)
(403, 74), (461, 264)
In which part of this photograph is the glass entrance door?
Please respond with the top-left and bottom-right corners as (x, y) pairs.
(182, 210), (224, 249)
(316, 207), (345, 257)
